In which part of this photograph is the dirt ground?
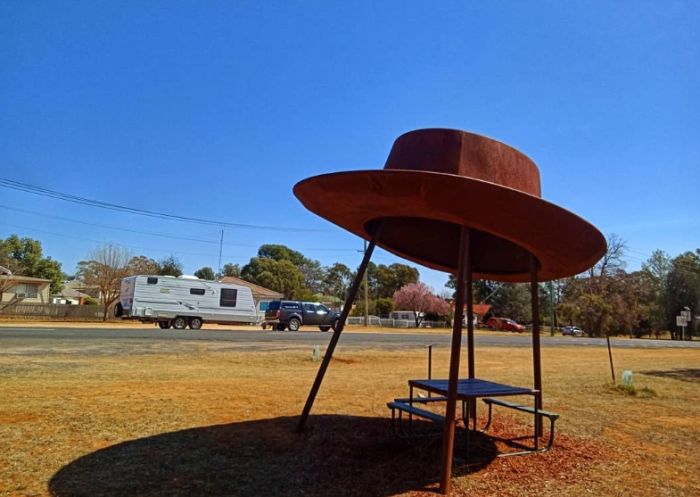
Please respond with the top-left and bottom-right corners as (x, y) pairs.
(0, 340), (698, 497)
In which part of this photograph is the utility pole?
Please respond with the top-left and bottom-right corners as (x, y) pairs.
(549, 280), (556, 336)
(217, 228), (224, 279)
(363, 239), (369, 327)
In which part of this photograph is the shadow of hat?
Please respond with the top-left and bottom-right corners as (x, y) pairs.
(294, 128), (606, 282)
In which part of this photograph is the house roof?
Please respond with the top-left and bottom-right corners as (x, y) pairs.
(448, 300), (492, 315)
(219, 276), (284, 299)
(59, 288), (92, 299)
(64, 280), (99, 290)
(473, 304), (491, 315)
(0, 275), (51, 284)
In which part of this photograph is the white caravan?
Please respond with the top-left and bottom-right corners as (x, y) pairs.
(116, 275), (258, 329)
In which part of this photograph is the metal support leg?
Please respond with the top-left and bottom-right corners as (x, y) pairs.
(530, 255), (543, 439)
(297, 240), (376, 432)
(439, 227), (470, 495)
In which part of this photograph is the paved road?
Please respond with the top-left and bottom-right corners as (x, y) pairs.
(0, 326), (697, 355)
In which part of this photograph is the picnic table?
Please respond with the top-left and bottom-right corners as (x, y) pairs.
(387, 378), (558, 455)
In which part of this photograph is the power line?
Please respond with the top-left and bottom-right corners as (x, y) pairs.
(0, 203), (365, 252)
(0, 222), (252, 261)
(0, 177), (329, 232)
(0, 204), (221, 245)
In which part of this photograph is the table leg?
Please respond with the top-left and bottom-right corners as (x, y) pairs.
(408, 385), (413, 433)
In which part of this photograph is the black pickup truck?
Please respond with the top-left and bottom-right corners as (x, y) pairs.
(263, 300), (340, 332)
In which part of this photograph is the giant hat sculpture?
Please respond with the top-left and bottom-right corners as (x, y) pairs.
(294, 128), (606, 494)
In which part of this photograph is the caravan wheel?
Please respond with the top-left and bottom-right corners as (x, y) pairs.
(172, 317), (188, 330)
(189, 317), (203, 330)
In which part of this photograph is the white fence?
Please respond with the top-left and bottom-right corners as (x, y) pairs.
(346, 315), (451, 328)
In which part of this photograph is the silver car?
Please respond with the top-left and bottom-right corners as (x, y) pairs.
(562, 326), (585, 337)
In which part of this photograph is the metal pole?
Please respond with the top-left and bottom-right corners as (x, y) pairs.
(548, 280), (556, 336)
(466, 255), (476, 429)
(606, 333), (616, 383)
(530, 255), (543, 438)
(217, 228), (224, 278)
(439, 227), (470, 495)
(428, 345), (433, 380)
(427, 344), (434, 398)
(297, 240), (376, 432)
(363, 239), (369, 327)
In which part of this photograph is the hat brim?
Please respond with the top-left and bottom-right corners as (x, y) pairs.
(294, 170), (606, 282)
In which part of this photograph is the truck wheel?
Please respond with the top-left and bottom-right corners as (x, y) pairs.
(276, 324), (286, 331)
(261, 323), (267, 330)
(158, 321), (171, 329)
(172, 317), (188, 330)
(189, 317), (203, 330)
(319, 326), (330, 332)
(288, 318), (300, 332)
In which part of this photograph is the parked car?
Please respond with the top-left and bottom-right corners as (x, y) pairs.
(486, 317), (525, 332)
(263, 300), (341, 332)
(562, 326), (585, 337)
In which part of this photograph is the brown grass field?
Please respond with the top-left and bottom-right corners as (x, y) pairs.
(1, 339), (698, 497)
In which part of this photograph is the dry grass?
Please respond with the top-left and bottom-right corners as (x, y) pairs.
(1, 342), (698, 496)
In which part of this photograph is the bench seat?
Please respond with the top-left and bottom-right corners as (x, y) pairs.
(483, 397), (559, 420)
(387, 401), (446, 424)
(392, 396), (448, 404)
(481, 397), (559, 454)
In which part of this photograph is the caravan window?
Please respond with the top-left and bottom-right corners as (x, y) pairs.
(147, 277), (158, 284)
(220, 288), (237, 307)
(190, 288), (205, 296)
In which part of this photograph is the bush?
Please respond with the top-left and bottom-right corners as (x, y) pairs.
(82, 296), (99, 306)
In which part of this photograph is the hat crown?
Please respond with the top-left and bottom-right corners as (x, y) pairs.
(383, 129), (541, 197)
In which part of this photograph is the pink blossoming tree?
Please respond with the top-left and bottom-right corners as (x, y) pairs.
(393, 282), (451, 327)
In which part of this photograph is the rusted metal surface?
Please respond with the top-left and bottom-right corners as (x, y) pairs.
(294, 128), (607, 282)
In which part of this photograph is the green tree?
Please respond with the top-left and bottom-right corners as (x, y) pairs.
(322, 262), (353, 300)
(489, 284), (532, 323)
(560, 234), (627, 337)
(446, 276), (498, 304)
(255, 244), (324, 293)
(664, 250), (700, 339)
(0, 234), (64, 293)
(222, 263), (241, 278)
(642, 249), (672, 334)
(375, 297), (394, 316)
(374, 263), (419, 298)
(194, 266), (216, 280)
(158, 255), (183, 277)
(241, 256), (309, 299)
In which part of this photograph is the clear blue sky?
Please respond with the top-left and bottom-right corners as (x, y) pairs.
(1, 1), (698, 291)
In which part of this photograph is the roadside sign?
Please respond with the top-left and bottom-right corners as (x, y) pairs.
(681, 310), (691, 321)
(676, 316), (687, 327)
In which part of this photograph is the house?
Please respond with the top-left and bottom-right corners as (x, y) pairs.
(218, 276), (284, 318)
(52, 287), (94, 305)
(0, 275), (51, 305)
(62, 280), (101, 300)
